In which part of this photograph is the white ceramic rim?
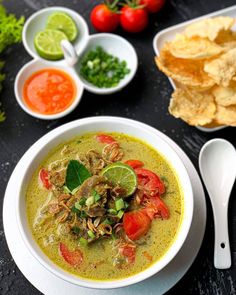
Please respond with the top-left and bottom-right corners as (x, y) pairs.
(22, 6), (89, 62)
(15, 116), (193, 289)
(14, 59), (84, 120)
(76, 33), (138, 95)
(152, 5), (236, 133)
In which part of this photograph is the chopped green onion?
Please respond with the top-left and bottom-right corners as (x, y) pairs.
(80, 211), (87, 218)
(117, 210), (124, 219)
(63, 186), (71, 194)
(79, 197), (86, 206)
(111, 229), (117, 240)
(71, 206), (80, 214)
(74, 201), (82, 210)
(88, 230), (95, 239)
(80, 46), (130, 89)
(77, 140), (81, 144)
(71, 186), (80, 195)
(79, 237), (88, 247)
(108, 208), (117, 215)
(86, 196), (95, 206)
(115, 198), (125, 211)
(71, 226), (80, 234)
(124, 201), (129, 209)
(93, 190), (101, 202)
(103, 218), (114, 225)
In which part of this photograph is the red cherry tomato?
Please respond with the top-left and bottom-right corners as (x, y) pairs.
(96, 134), (116, 144)
(123, 209), (151, 240)
(59, 243), (83, 268)
(39, 168), (51, 190)
(144, 196), (169, 219)
(119, 244), (136, 263)
(120, 5), (149, 33)
(135, 168), (165, 195)
(140, 0), (166, 13)
(125, 159), (144, 169)
(90, 4), (120, 32)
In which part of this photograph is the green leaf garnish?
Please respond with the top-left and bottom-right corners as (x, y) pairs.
(66, 160), (91, 191)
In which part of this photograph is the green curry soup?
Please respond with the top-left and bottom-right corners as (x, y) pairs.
(26, 132), (183, 281)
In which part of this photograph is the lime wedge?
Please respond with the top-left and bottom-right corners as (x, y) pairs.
(46, 12), (78, 42)
(34, 29), (68, 60)
(101, 163), (137, 197)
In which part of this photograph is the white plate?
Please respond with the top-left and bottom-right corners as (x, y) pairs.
(153, 5), (236, 133)
(3, 120), (206, 295)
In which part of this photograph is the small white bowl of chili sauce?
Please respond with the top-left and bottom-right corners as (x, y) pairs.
(14, 59), (84, 120)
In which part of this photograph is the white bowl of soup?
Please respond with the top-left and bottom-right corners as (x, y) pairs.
(16, 117), (193, 289)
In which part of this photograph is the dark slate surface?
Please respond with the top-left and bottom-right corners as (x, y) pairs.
(0, 0), (236, 294)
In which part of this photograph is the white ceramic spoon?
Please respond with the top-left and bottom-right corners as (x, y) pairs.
(199, 138), (236, 269)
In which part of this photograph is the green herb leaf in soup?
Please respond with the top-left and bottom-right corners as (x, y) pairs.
(66, 160), (91, 191)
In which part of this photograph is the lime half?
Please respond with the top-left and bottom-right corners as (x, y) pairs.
(46, 12), (78, 42)
(34, 29), (68, 60)
(101, 163), (137, 197)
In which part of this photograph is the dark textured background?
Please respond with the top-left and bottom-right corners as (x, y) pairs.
(0, 0), (236, 294)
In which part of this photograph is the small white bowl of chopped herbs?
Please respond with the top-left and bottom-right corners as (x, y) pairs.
(75, 33), (138, 95)
(22, 6), (89, 63)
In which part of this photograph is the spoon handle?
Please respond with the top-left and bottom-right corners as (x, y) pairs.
(213, 205), (231, 269)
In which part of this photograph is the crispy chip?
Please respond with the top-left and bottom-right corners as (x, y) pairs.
(212, 82), (236, 106)
(169, 34), (223, 60)
(184, 16), (235, 41)
(204, 48), (236, 86)
(214, 105), (236, 126)
(169, 88), (216, 126)
(215, 30), (236, 50)
(155, 46), (215, 89)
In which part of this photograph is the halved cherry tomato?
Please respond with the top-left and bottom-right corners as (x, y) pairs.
(59, 243), (83, 268)
(125, 159), (144, 169)
(39, 168), (51, 190)
(140, 0), (166, 14)
(119, 244), (136, 263)
(96, 134), (116, 144)
(135, 168), (165, 195)
(120, 5), (148, 33)
(123, 209), (151, 240)
(144, 196), (169, 219)
(90, 3), (120, 32)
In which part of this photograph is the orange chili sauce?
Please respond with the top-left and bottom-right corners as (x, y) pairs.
(23, 69), (76, 115)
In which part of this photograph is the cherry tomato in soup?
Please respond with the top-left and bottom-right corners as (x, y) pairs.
(135, 168), (165, 195)
(144, 196), (169, 219)
(119, 244), (136, 263)
(96, 134), (116, 144)
(39, 168), (51, 190)
(140, 0), (166, 13)
(123, 209), (151, 240)
(90, 3), (120, 32)
(125, 159), (144, 169)
(120, 5), (148, 33)
(59, 243), (83, 268)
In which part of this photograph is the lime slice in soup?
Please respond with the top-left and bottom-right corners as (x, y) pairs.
(46, 12), (78, 42)
(101, 163), (137, 197)
(34, 29), (68, 60)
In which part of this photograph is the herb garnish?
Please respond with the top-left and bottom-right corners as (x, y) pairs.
(66, 160), (91, 191)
